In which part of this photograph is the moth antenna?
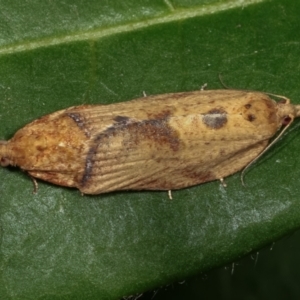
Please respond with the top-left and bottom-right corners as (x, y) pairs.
(218, 73), (230, 89)
(241, 114), (295, 186)
(263, 92), (290, 103)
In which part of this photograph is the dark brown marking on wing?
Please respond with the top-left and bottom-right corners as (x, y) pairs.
(130, 118), (180, 151)
(147, 110), (172, 120)
(81, 112), (180, 187)
(81, 145), (98, 185)
(113, 116), (131, 124)
(202, 108), (227, 129)
(67, 113), (90, 137)
(180, 168), (215, 185)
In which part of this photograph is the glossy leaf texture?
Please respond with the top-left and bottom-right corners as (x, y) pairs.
(1, 0), (300, 299)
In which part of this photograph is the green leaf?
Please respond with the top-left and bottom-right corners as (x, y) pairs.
(1, 0), (300, 299)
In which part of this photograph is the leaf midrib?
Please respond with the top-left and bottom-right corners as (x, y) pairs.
(0, 0), (265, 56)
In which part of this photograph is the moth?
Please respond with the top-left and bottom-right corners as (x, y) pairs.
(0, 89), (299, 195)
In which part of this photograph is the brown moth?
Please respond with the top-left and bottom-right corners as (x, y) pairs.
(0, 89), (299, 195)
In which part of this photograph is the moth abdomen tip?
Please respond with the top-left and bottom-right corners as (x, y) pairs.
(0, 140), (10, 167)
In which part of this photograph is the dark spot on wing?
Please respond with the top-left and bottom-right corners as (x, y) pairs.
(113, 116), (130, 124)
(247, 114), (256, 122)
(36, 145), (46, 151)
(202, 108), (227, 129)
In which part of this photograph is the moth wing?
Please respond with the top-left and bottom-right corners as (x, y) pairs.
(25, 90), (278, 194)
(78, 134), (269, 194)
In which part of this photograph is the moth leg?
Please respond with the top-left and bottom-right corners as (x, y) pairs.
(168, 190), (173, 200)
(220, 178), (227, 187)
(200, 83), (207, 91)
(29, 175), (39, 194)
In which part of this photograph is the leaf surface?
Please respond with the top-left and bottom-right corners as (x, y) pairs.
(1, 0), (300, 299)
